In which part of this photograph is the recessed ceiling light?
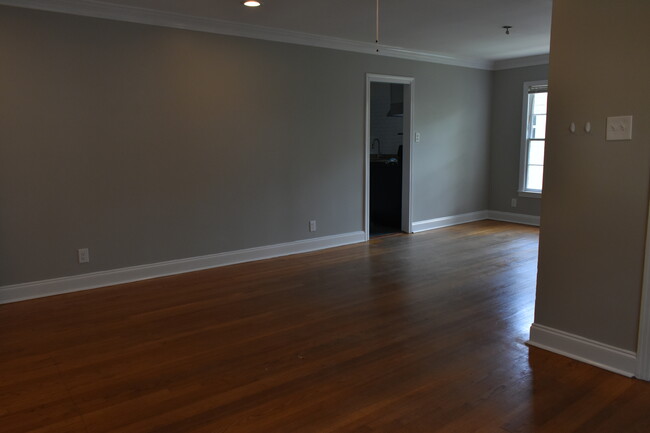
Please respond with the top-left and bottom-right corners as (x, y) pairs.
(243, 1), (261, 7)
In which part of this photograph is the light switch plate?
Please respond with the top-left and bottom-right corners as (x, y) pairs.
(606, 115), (633, 141)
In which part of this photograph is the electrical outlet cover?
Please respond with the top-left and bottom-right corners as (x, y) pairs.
(78, 248), (90, 264)
(606, 115), (633, 141)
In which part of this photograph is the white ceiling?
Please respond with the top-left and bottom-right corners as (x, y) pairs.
(4, 0), (553, 68)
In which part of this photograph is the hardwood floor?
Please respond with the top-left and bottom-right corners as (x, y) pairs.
(2, 220), (650, 432)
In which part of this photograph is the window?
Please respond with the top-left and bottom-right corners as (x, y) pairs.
(519, 81), (548, 195)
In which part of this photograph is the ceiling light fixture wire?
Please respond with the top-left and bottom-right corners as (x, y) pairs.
(375, 0), (380, 53)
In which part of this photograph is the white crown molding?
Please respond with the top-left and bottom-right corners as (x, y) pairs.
(528, 323), (637, 377)
(0, 0), (494, 70)
(492, 54), (550, 71)
(487, 211), (540, 227)
(411, 211), (489, 233)
(0, 231), (365, 304)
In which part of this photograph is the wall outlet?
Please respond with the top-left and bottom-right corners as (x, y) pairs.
(309, 220), (317, 232)
(511, 198), (517, 208)
(78, 248), (90, 264)
(415, 132), (421, 143)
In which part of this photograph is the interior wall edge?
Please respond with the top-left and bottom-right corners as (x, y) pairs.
(528, 323), (637, 378)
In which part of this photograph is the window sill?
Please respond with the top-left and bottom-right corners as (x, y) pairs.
(518, 191), (542, 199)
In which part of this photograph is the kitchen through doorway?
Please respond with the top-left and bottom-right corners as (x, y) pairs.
(365, 75), (413, 239)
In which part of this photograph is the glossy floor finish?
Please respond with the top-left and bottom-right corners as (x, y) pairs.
(2, 221), (650, 432)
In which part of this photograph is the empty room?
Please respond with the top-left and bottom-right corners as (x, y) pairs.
(1, 1), (650, 431)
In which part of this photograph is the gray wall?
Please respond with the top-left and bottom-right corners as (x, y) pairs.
(412, 65), (491, 221)
(489, 64), (548, 216)
(0, 6), (491, 287)
(534, 0), (650, 351)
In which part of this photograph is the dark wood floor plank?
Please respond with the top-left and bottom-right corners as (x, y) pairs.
(2, 220), (649, 432)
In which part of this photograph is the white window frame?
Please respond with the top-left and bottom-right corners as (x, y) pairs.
(518, 80), (548, 198)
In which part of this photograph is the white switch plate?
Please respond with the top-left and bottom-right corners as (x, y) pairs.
(309, 220), (317, 232)
(606, 115), (633, 141)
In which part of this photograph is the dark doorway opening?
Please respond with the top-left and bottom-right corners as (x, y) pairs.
(369, 82), (404, 237)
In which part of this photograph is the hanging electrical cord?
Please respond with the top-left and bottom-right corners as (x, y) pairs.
(375, 0), (380, 53)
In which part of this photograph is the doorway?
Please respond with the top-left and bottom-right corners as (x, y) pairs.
(365, 74), (414, 239)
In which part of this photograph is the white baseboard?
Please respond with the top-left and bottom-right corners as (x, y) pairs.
(411, 211), (489, 233)
(487, 210), (540, 226)
(411, 210), (540, 234)
(0, 231), (366, 305)
(527, 323), (637, 377)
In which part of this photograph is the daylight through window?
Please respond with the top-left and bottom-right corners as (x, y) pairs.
(520, 82), (548, 194)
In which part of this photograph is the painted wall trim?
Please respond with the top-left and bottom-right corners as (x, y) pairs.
(528, 323), (637, 378)
(411, 211), (489, 233)
(493, 54), (550, 71)
(487, 211), (540, 226)
(0, 210), (540, 304)
(0, 0), (493, 70)
(0, 231), (366, 305)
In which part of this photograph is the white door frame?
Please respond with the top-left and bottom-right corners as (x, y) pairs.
(364, 73), (415, 240)
(636, 202), (650, 380)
